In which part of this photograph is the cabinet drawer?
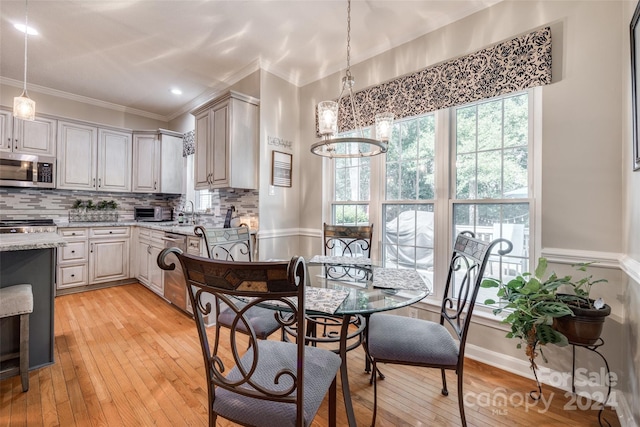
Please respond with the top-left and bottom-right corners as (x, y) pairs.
(59, 240), (88, 263)
(138, 227), (151, 240)
(58, 264), (88, 289)
(187, 237), (201, 255)
(59, 228), (88, 238)
(90, 227), (130, 238)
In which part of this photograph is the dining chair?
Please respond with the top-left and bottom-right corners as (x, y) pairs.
(322, 223), (373, 280)
(194, 225), (282, 351)
(366, 231), (513, 426)
(157, 249), (342, 427)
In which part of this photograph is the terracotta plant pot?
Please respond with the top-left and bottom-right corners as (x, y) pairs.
(553, 301), (611, 345)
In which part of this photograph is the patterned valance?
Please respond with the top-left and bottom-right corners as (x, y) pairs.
(328, 27), (552, 134)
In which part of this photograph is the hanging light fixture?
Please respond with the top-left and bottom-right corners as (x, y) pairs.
(311, 0), (394, 158)
(13, 0), (36, 121)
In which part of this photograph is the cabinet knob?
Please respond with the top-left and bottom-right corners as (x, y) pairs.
(71, 232), (76, 236)
(98, 178), (102, 188)
(71, 274), (75, 278)
(109, 231), (113, 234)
(71, 250), (75, 254)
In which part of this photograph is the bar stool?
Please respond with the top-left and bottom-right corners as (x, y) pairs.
(0, 284), (33, 392)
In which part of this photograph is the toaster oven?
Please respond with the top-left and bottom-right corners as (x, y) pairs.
(134, 206), (173, 222)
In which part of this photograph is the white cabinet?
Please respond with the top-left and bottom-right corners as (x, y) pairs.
(88, 227), (130, 284)
(0, 109), (57, 156)
(136, 228), (164, 296)
(57, 228), (89, 290)
(57, 226), (130, 292)
(132, 129), (183, 194)
(57, 120), (132, 192)
(191, 91), (259, 190)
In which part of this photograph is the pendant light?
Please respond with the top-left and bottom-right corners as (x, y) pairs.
(311, 0), (394, 158)
(13, 0), (36, 121)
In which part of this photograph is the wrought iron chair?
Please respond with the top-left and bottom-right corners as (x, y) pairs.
(158, 250), (341, 427)
(299, 223), (374, 371)
(366, 231), (512, 426)
(322, 223), (373, 280)
(194, 225), (282, 351)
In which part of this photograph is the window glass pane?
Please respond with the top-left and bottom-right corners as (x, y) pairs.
(400, 160), (418, 200)
(456, 153), (475, 199)
(386, 162), (400, 200)
(456, 106), (476, 154)
(477, 99), (502, 151)
(476, 150), (502, 199)
(504, 94), (528, 148)
(332, 204), (369, 226)
(382, 204), (434, 281)
(504, 147), (528, 197)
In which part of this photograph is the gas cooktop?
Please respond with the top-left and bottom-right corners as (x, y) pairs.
(0, 219), (57, 234)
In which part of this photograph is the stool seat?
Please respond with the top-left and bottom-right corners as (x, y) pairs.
(0, 284), (33, 392)
(0, 284), (34, 318)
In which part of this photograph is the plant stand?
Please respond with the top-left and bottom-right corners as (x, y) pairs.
(570, 338), (612, 427)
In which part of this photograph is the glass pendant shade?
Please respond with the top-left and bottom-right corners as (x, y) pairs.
(375, 112), (394, 142)
(318, 101), (339, 137)
(13, 92), (35, 121)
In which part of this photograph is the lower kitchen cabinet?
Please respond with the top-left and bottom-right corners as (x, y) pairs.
(57, 226), (130, 292)
(89, 227), (130, 283)
(136, 228), (164, 296)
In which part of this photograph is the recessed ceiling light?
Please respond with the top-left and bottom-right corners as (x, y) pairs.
(170, 88), (183, 95)
(14, 23), (38, 36)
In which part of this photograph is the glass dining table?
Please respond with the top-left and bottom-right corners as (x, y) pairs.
(292, 255), (431, 427)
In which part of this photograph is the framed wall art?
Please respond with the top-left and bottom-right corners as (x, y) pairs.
(631, 0), (640, 171)
(271, 150), (292, 187)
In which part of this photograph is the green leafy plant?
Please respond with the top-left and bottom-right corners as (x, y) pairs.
(556, 262), (608, 309)
(481, 258), (574, 371)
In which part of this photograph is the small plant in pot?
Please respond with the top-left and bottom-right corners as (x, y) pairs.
(481, 258), (610, 398)
(554, 262), (610, 346)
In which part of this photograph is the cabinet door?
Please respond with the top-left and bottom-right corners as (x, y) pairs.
(57, 121), (97, 190)
(211, 102), (229, 187)
(14, 116), (57, 156)
(148, 244), (164, 295)
(132, 133), (158, 192)
(0, 110), (13, 152)
(137, 239), (151, 285)
(194, 111), (210, 190)
(98, 129), (132, 192)
(89, 238), (130, 284)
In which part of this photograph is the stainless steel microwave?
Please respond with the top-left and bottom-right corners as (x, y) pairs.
(0, 152), (56, 188)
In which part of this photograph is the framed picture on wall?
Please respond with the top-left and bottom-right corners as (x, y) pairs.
(271, 150), (292, 187)
(631, 0), (640, 171)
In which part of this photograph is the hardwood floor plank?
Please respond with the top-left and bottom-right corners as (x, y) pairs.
(1, 284), (621, 427)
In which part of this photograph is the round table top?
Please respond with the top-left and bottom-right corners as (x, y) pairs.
(305, 262), (430, 316)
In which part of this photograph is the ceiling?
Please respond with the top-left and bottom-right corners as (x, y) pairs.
(0, 0), (500, 121)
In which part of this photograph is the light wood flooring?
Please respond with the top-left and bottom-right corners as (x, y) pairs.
(1, 283), (620, 426)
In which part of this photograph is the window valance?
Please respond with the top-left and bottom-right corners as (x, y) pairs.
(333, 26), (551, 133)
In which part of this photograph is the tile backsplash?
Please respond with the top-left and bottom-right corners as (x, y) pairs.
(0, 187), (260, 229)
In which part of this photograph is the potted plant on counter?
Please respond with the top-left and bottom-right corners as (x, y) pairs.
(481, 258), (611, 398)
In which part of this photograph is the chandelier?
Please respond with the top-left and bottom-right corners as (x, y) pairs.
(13, 0), (36, 121)
(311, 0), (394, 158)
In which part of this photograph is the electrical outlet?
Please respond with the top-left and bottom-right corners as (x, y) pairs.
(409, 308), (418, 319)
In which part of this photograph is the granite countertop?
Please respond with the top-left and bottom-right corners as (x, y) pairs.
(0, 232), (67, 252)
(57, 221), (199, 236)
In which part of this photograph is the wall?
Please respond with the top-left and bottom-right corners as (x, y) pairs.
(622, 0), (640, 424)
(298, 0), (628, 407)
(0, 83), (167, 130)
(257, 70), (301, 260)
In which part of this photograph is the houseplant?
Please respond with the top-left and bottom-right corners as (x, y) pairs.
(481, 258), (611, 397)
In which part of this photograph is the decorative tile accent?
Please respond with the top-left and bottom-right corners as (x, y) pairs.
(317, 27), (552, 135)
(183, 130), (195, 157)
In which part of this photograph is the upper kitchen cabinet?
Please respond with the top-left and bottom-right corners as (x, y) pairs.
(132, 129), (183, 194)
(0, 109), (57, 156)
(191, 91), (259, 190)
(57, 120), (132, 192)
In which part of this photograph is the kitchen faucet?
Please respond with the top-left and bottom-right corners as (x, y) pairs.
(187, 200), (195, 225)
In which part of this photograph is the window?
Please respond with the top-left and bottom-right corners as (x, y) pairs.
(328, 90), (534, 306)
